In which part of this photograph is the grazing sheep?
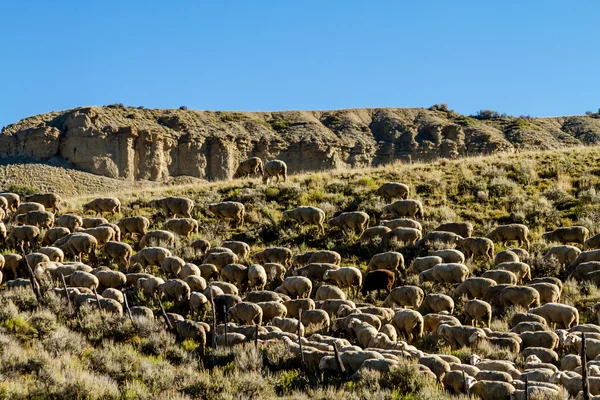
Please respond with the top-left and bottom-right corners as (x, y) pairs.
(0, 193), (20, 212)
(245, 290), (283, 303)
(361, 270), (395, 298)
(191, 239), (211, 256)
(359, 226), (391, 243)
(495, 261), (531, 283)
(137, 277), (165, 299)
(58, 233), (97, 262)
(469, 381), (515, 400)
(315, 285), (346, 301)
(150, 197), (194, 218)
(464, 299), (492, 327)
(322, 267), (362, 297)
(458, 237), (494, 260)
(175, 320), (206, 351)
(419, 231), (463, 250)
(544, 245), (581, 266)
(272, 316), (304, 336)
(94, 270), (127, 289)
(198, 263), (219, 281)
(301, 309), (330, 334)
(375, 182), (410, 201)
(419, 263), (469, 285)
(519, 331), (559, 350)
(384, 227), (422, 245)
(234, 157), (263, 178)
(221, 241), (251, 260)
(247, 264), (267, 290)
(407, 256), (443, 274)
(68, 271), (99, 289)
(282, 206), (326, 234)
(81, 217), (109, 229)
(348, 317), (378, 347)
(453, 277), (497, 300)
(130, 306), (154, 320)
(208, 201), (245, 227)
(494, 249), (520, 265)
(161, 218), (198, 237)
(14, 202), (45, 217)
(481, 269), (518, 285)
(118, 216), (150, 237)
(101, 241), (132, 270)
(549, 370), (600, 397)
(262, 159), (287, 184)
(469, 330), (520, 353)
(418, 355), (450, 380)
(435, 222), (474, 238)
(509, 312), (548, 329)
(38, 246), (64, 262)
(437, 323), (485, 349)
(54, 214), (83, 232)
(257, 301), (287, 323)
(275, 276), (312, 299)
(423, 314), (461, 333)
(510, 321), (547, 334)
(569, 261), (600, 281)
(367, 251), (404, 273)
(570, 249), (600, 270)
(7, 225), (40, 250)
(317, 299), (356, 318)
(327, 211), (370, 236)
(443, 370), (475, 394)
(529, 303), (579, 329)
(75, 226), (115, 246)
(15, 210), (54, 229)
(264, 263), (286, 284)
(284, 299), (316, 318)
(382, 199), (424, 220)
(527, 282), (560, 304)
(543, 225), (589, 245)
(379, 218), (422, 231)
(184, 275), (207, 292)
(392, 309), (423, 342)
(24, 193), (61, 213)
(42, 227), (71, 246)
(203, 251), (238, 272)
(487, 223), (530, 249)
(131, 247), (172, 270)
(254, 247), (293, 267)
(420, 294), (454, 314)
(382, 286), (425, 309)
(158, 279), (191, 302)
(227, 302), (263, 325)
(431, 249), (465, 264)
(82, 197), (121, 216)
(139, 230), (175, 249)
(220, 263), (248, 290)
(497, 285), (540, 311)
(212, 281), (239, 296)
(102, 288), (124, 304)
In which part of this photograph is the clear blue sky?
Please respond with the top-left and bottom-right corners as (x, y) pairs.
(1, 1), (598, 128)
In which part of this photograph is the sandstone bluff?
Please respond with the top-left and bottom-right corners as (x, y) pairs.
(2, 105), (599, 181)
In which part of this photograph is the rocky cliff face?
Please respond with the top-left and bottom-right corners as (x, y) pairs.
(1, 106), (599, 181)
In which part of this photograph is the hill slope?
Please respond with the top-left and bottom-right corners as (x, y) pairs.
(2, 105), (600, 181)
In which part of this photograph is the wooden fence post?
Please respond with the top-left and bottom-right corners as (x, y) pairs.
(208, 284), (216, 350)
(60, 273), (72, 309)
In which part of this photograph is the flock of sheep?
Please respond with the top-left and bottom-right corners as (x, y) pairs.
(4, 157), (600, 399)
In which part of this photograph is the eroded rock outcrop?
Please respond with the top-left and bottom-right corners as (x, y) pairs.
(1, 106), (599, 181)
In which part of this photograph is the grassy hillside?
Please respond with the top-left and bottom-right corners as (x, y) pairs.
(3, 146), (600, 399)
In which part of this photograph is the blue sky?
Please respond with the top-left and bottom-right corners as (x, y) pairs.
(1, 1), (598, 128)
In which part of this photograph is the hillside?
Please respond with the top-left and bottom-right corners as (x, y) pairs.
(2, 104), (600, 182)
(3, 147), (600, 398)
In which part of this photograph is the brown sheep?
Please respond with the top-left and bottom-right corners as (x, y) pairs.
(382, 286), (424, 309)
(234, 157), (263, 178)
(15, 210), (54, 229)
(82, 197), (121, 215)
(191, 239), (211, 255)
(7, 225), (40, 250)
(361, 270), (395, 298)
(102, 241), (132, 269)
(0, 193), (20, 212)
(81, 217), (109, 229)
(254, 247), (293, 267)
(458, 237), (494, 260)
(262, 160), (287, 184)
(207, 202), (245, 227)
